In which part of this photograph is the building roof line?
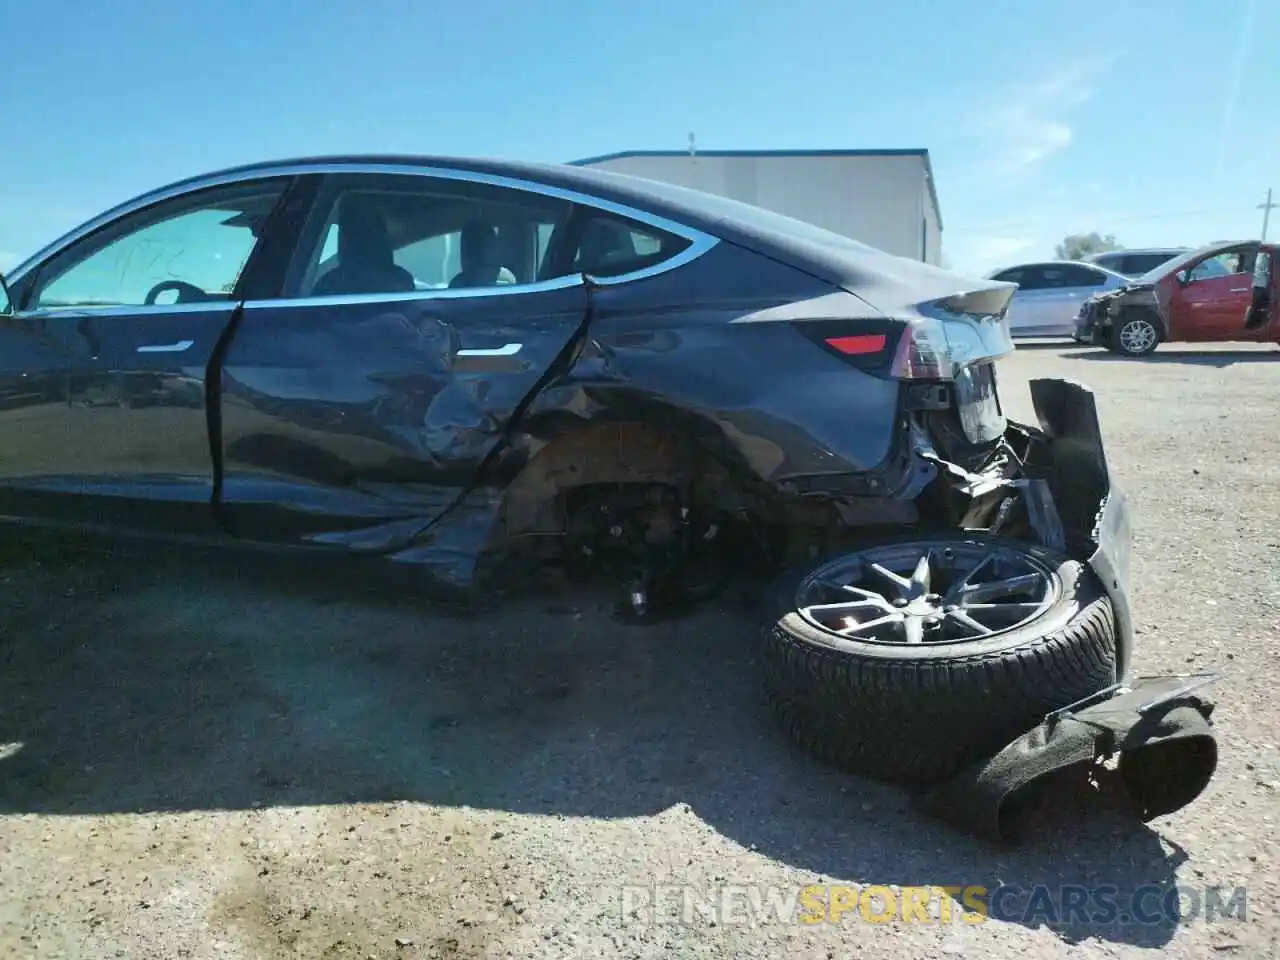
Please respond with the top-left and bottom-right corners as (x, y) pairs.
(569, 148), (942, 230)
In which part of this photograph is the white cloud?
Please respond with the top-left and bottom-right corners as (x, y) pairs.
(977, 57), (1113, 175)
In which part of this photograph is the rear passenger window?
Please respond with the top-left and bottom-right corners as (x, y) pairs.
(290, 174), (574, 297)
(1010, 267), (1051, 290)
(571, 215), (691, 278)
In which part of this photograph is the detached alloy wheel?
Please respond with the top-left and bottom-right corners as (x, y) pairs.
(1112, 313), (1162, 356)
(760, 535), (1118, 785)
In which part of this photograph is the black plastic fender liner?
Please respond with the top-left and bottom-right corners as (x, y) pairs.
(917, 675), (1219, 843)
(1027, 377), (1135, 682)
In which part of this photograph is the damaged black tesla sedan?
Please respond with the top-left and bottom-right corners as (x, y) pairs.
(0, 156), (1216, 832)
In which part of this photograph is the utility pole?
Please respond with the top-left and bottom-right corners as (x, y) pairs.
(1259, 188), (1277, 241)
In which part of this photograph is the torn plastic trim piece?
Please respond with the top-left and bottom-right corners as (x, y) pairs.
(911, 424), (1065, 552)
(1027, 377), (1133, 680)
(917, 674), (1220, 843)
(1043, 673), (1220, 727)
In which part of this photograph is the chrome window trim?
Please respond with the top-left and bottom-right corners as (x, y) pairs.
(243, 273), (583, 309)
(5, 162), (722, 301)
(243, 232), (716, 310)
(20, 300), (241, 320)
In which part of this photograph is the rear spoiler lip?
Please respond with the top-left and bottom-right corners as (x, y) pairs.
(929, 281), (1018, 320)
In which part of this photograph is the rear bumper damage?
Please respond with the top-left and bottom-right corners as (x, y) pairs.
(919, 377), (1219, 840)
(915, 378), (1134, 677)
(1025, 376), (1134, 680)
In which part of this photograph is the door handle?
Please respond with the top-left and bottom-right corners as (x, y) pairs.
(457, 343), (522, 357)
(1229, 287), (1248, 293)
(136, 339), (194, 353)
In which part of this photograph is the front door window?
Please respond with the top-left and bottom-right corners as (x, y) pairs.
(1185, 248), (1253, 284)
(28, 180), (288, 311)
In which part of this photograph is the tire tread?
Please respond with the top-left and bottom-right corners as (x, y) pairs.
(761, 553), (1118, 785)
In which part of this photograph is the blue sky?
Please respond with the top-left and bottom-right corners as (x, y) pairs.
(0, 0), (1274, 276)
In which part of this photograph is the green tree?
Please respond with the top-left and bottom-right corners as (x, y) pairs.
(1055, 232), (1120, 260)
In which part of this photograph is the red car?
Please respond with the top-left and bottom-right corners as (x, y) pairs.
(1074, 240), (1277, 355)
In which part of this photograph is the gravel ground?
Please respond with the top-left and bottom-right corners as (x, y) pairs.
(1, 342), (1277, 959)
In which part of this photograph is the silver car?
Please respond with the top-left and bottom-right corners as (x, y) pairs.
(985, 260), (1131, 338)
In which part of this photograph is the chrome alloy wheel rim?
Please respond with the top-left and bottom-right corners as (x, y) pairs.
(796, 541), (1059, 645)
(1119, 319), (1157, 353)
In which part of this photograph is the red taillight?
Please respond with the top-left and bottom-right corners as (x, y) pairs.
(825, 333), (887, 356)
(888, 319), (954, 380)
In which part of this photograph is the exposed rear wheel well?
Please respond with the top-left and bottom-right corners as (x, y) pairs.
(487, 420), (935, 602)
(494, 422), (796, 541)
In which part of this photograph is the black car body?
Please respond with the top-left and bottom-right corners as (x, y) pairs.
(0, 155), (1135, 675)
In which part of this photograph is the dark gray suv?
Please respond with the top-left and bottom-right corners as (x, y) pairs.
(1086, 247), (1187, 278)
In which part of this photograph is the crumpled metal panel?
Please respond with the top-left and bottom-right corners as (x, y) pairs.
(216, 287), (588, 550)
(520, 287), (905, 486)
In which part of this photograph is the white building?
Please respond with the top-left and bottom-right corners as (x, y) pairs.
(570, 148), (942, 265)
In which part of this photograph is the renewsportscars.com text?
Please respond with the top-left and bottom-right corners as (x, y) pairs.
(620, 883), (1248, 927)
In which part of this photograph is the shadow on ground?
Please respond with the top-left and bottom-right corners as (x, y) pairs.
(0, 543), (1186, 948)
(1060, 347), (1279, 367)
(1012, 340), (1080, 350)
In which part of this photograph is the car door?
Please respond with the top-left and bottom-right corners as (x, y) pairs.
(215, 170), (649, 554)
(990, 266), (1037, 336)
(998, 264), (1076, 337)
(1160, 245), (1258, 341)
(1028, 264), (1110, 336)
(0, 177), (295, 534)
(1242, 247), (1274, 335)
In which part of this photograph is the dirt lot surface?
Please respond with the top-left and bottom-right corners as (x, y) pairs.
(2, 342), (1278, 959)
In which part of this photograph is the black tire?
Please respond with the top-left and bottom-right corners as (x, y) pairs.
(760, 535), (1118, 786)
(1110, 310), (1162, 356)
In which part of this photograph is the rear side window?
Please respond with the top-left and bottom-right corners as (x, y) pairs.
(1011, 266), (1050, 290)
(569, 214), (691, 278)
(1021, 264), (1107, 289)
(1058, 264), (1108, 287)
(291, 174), (574, 297)
(991, 268), (1024, 286)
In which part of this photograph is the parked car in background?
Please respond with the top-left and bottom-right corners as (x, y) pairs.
(984, 260), (1130, 338)
(1084, 247), (1187, 279)
(1074, 240), (1277, 355)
